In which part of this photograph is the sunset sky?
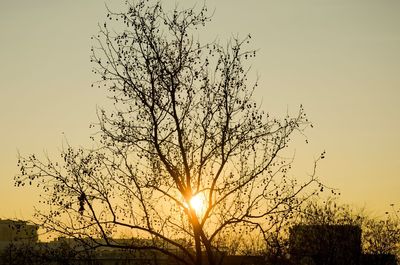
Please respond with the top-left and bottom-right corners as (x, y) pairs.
(1, 0), (399, 220)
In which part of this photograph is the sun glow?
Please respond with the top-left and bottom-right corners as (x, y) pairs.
(188, 193), (207, 217)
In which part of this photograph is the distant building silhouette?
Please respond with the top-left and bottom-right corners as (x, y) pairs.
(289, 224), (397, 265)
(0, 219), (38, 249)
(361, 254), (397, 265)
(290, 225), (361, 265)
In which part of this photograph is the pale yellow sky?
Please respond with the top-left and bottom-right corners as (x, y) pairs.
(1, 0), (399, 219)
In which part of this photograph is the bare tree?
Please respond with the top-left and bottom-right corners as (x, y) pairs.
(15, 1), (324, 265)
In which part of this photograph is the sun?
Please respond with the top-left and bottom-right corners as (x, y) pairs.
(189, 193), (206, 216)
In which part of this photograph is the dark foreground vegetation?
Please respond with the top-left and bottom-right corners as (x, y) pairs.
(1, 199), (399, 265)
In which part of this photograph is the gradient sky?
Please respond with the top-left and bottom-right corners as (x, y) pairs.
(1, 0), (399, 220)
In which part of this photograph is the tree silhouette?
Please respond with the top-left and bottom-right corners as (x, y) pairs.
(15, 1), (325, 265)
